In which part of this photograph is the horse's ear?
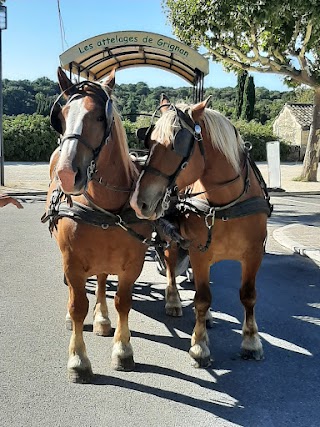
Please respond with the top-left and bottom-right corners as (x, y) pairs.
(57, 67), (75, 97)
(102, 68), (116, 95)
(192, 96), (212, 120)
(136, 125), (155, 149)
(136, 127), (148, 142)
(159, 93), (170, 114)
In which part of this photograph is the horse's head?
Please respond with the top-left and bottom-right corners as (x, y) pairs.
(130, 95), (210, 220)
(51, 67), (115, 195)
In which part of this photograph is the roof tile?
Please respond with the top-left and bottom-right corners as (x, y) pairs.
(286, 103), (313, 129)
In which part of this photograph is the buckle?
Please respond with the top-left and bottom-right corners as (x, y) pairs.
(205, 208), (216, 229)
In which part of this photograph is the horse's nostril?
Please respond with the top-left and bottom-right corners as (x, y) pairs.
(74, 168), (82, 185)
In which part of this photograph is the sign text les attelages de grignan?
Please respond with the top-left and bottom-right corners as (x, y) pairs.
(78, 33), (190, 57)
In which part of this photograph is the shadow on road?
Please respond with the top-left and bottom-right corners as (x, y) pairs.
(81, 253), (320, 426)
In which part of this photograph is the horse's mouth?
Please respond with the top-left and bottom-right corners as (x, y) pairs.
(138, 198), (166, 220)
(58, 169), (88, 195)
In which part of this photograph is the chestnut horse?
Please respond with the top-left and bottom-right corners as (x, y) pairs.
(42, 68), (152, 382)
(130, 95), (272, 367)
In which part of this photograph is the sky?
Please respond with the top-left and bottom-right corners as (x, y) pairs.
(2, 0), (290, 91)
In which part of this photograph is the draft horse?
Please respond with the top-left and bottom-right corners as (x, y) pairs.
(130, 95), (272, 367)
(42, 68), (153, 382)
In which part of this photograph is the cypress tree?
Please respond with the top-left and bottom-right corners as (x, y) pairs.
(241, 75), (256, 121)
(235, 70), (248, 119)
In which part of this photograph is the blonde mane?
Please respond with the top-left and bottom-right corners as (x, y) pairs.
(111, 99), (139, 180)
(152, 103), (245, 172)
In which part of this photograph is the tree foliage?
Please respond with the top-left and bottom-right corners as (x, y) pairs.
(3, 78), (59, 116)
(3, 77), (312, 161)
(165, 0), (320, 87)
(4, 76), (293, 123)
(236, 70), (247, 119)
(241, 75), (256, 121)
(164, 0), (320, 180)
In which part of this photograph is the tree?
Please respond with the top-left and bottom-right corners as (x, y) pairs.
(164, 0), (320, 181)
(236, 70), (248, 119)
(241, 75), (256, 121)
(3, 85), (36, 115)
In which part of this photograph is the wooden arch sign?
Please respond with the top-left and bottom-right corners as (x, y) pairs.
(59, 31), (209, 101)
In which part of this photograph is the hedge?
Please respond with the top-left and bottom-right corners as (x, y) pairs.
(4, 114), (58, 161)
(3, 114), (291, 162)
(234, 119), (290, 161)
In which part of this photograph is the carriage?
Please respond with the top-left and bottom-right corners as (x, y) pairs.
(42, 31), (271, 382)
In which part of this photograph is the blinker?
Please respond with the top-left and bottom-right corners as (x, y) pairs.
(50, 102), (63, 134)
(172, 128), (194, 158)
(105, 99), (113, 136)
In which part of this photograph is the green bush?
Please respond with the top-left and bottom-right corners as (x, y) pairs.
(233, 119), (290, 161)
(2, 113), (291, 163)
(4, 114), (58, 161)
(123, 117), (151, 150)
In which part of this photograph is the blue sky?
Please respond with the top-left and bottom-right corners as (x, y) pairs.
(3, 0), (290, 91)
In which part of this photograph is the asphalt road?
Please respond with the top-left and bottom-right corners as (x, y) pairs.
(1, 196), (319, 427)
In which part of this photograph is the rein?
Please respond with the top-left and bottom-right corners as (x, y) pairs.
(41, 188), (183, 250)
(91, 174), (134, 193)
(45, 87), (191, 252)
(143, 104), (272, 253)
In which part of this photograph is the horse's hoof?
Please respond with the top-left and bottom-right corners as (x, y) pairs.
(93, 322), (112, 337)
(241, 347), (264, 361)
(165, 305), (183, 317)
(191, 355), (212, 368)
(111, 355), (135, 371)
(68, 367), (94, 383)
(189, 343), (211, 368)
(111, 342), (134, 371)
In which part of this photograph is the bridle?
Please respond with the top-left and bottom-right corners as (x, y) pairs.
(50, 80), (114, 182)
(142, 105), (205, 209)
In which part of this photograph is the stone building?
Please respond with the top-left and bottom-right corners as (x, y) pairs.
(273, 103), (313, 160)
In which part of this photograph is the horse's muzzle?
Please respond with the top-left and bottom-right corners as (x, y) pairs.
(57, 165), (87, 195)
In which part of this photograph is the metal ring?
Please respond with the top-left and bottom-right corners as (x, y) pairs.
(244, 141), (252, 151)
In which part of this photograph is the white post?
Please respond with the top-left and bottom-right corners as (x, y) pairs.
(266, 141), (282, 190)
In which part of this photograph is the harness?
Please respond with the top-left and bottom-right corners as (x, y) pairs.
(142, 105), (273, 252)
(41, 187), (188, 250)
(44, 82), (159, 247)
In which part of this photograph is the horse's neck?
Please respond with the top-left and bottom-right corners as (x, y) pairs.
(86, 137), (136, 211)
(197, 146), (246, 205)
(197, 145), (264, 205)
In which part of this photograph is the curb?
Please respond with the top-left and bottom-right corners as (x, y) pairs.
(269, 191), (320, 197)
(273, 224), (320, 266)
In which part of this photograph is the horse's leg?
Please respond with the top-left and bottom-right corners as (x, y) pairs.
(188, 254), (212, 368)
(164, 244), (183, 317)
(240, 255), (264, 360)
(65, 310), (72, 330)
(65, 270), (93, 383)
(111, 274), (135, 371)
(93, 273), (112, 336)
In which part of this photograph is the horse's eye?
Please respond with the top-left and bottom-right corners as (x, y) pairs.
(97, 116), (105, 122)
